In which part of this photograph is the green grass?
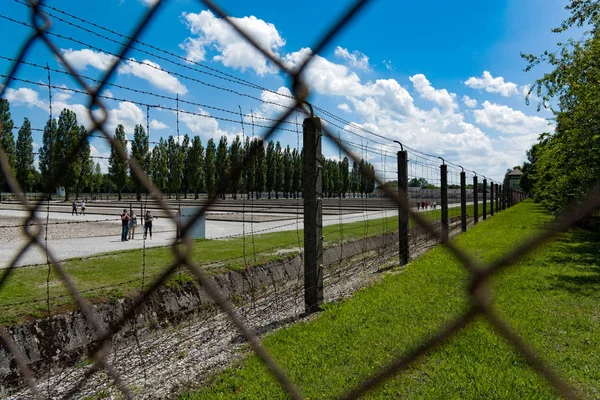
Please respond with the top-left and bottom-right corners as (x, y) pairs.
(180, 200), (600, 399)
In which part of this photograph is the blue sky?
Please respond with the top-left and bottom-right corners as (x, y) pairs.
(0, 0), (574, 182)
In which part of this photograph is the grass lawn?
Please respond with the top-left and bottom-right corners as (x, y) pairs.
(180, 200), (600, 399)
(0, 203), (483, 324)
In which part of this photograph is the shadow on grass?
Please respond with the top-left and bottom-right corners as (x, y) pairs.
(546, 228), (600, 295)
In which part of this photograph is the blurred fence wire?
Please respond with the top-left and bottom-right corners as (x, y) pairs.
(0, 0), (592, 399)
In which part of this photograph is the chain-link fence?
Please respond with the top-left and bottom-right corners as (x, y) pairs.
(0, 0), (597, 399)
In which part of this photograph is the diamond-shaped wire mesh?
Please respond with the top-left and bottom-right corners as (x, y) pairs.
(0, 0), (598, 399)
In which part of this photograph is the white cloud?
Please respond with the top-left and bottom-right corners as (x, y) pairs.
(409, 74), (457, 111)
(462, 95), (477, 108)
(60, 49), (187, 95)
(119, 58), (187, 95)
(259, 86), (296, 115)
(382, 60), (393, 71)
(334, 46), (370, 71)
(179, 107), (228, 138)
(338, 103), (351, 112)
(61, 48), (117, 70)
(90, 144), (110, 173)
(464, 71), (519, 97)
(140, 0), (158, 6)
(149, 119), (168, 130)
(284, 48), (368, 97)
(4, 87), (46, 108)
(181, 10), (286, 75)
(473, 101), (551, 136)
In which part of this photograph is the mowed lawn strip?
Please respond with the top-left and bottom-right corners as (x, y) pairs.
(180, 200), (600, 399)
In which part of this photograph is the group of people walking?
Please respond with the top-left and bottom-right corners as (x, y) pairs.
(120, 209), (153, 242)
(71, 200), (86, 215)
(416, 201), (437, 211)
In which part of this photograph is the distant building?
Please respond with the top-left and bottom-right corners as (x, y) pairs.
(506, 168), (523, 190)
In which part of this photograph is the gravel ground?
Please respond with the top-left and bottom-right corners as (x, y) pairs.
(0, 216), (173, 244)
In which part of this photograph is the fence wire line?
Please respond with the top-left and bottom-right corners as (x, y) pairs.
(0, 0), (590, 399)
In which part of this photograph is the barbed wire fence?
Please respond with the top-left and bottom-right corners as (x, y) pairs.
(0, 0), (593, 399)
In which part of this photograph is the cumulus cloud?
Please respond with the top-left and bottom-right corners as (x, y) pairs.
(473, 101), (551, 136)
(150, 119), (168, 130)
(61, 48), (117, 70)
(179, 107), (228, 138)
(4, 87), (46, 108)
(60, 49), (187, 95)
(180, 10), (285, 75)
(119, 58), (187, 95)
(334, 46), (370, 71)
(462, 95), (477, 108)
(464, 71), (519, 97)
(338, 103), (351, 112)
(409, 74), (457, 111)
(284, 48), (369, 97)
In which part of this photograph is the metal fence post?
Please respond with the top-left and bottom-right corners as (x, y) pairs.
(483, 178), (487, 220)
(490, 183), (495, 216)
(397, 148), (409, 265)
(473, 175), (478, 224)
(303, 116), (323, 314)
(440, 160), (448, 242)
(460, 169), (467, 232)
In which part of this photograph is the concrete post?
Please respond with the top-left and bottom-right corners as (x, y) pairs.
(483, 178), (487, 220)
(473, 176), (478, 224)
(303, 116), (323, 314)
(460, 170), (467, 232)
(440, 163), (448, 242)
(490, 183), (495, 216)
(398, 150), (409, 265)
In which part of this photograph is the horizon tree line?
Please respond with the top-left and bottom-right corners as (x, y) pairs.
(0, 99), (378, 200)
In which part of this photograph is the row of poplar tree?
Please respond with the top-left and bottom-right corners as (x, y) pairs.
(0, 100), (377, 200)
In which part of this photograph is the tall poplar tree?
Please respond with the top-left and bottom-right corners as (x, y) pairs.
(229, 135), (242, 199)
(187, 136), (204, 199)
(108, 124), (128, 201)
(15, 118), (34, 192)
(265, 140), (275, 198)
(0, 99), (15, 191)
(204, 138), (216, 196)
(215, 135), (230, 199)
(130, 124), (149, 201)
(39, 117), (57, 194)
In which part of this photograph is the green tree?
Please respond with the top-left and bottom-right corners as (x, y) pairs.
(74, 125), (92, 199)
(15, 118), (34, 192)
(265, 140), (275, 199)
(39, 118), (58, 194)
(244, 136), (255, 199)
(274, 141), (284, 199)
(204, 138), (216, 196)
(409, 177), (429, 188)
(521, 1), (600, 214)
(167, 135), (184, 199)
(55, 109), (83, 200)
(188, 136), (204, 199)
(229, 135), (243, 199)
(255, 139), (266, 199)
(91, 162), (103, 195)
(151, 138), (168, 197)
(292, 148), (302, 198)
(283, 145), (293, 198)
(181, 134), (190, 199)
(340, 157), (350, 197)
(130, 124), (149, 201)
(108, 124), (128, 201)
(0, 99), (15, 192)
(215, 136), (230, 199)
(350, 161), (360, 197)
